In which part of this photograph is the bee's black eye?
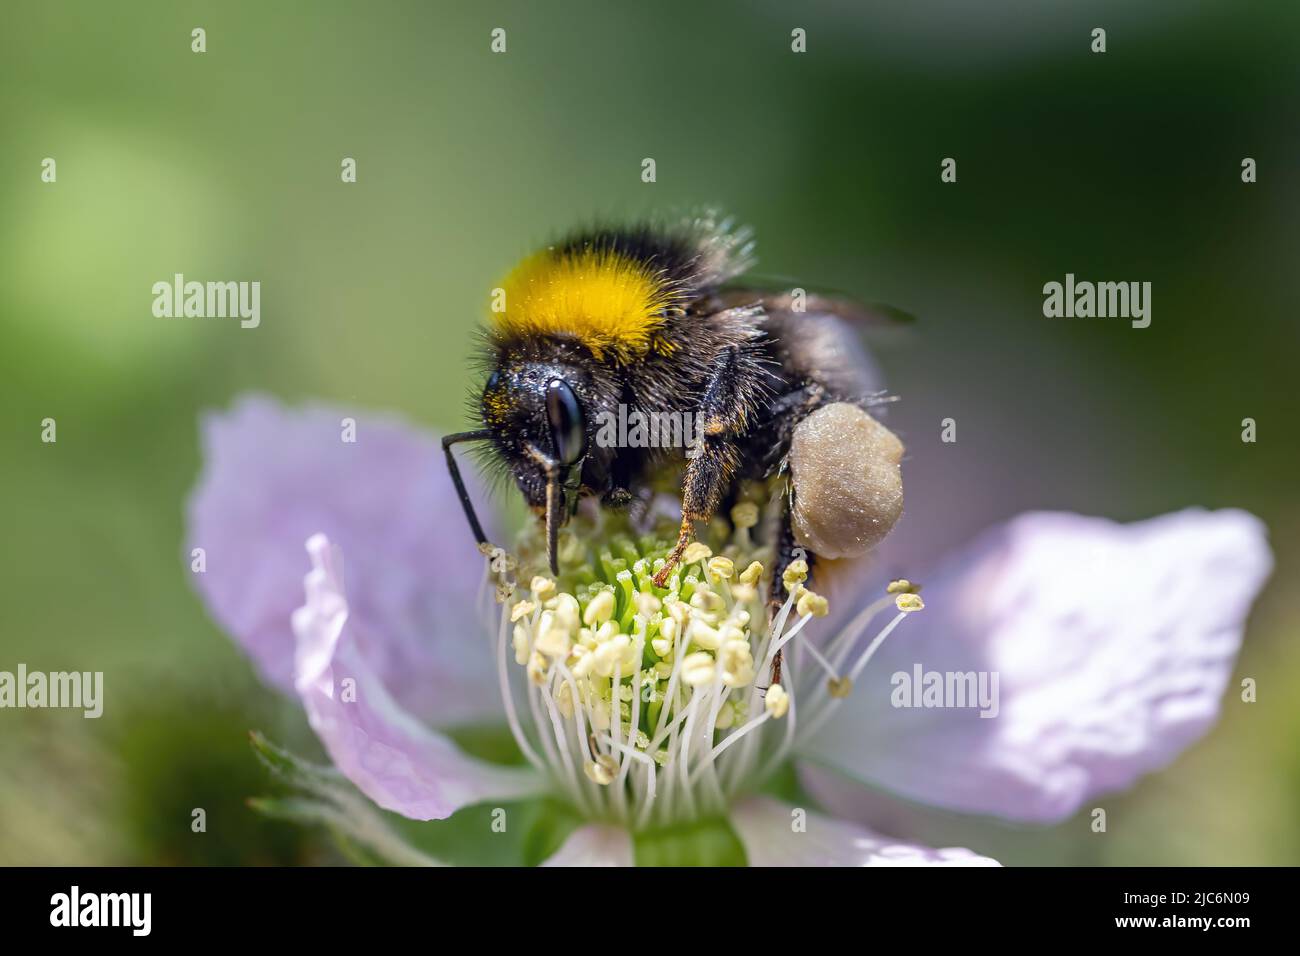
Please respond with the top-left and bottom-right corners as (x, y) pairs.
(545, 378), (586, 466)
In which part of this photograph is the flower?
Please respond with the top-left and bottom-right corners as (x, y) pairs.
(187, 395), (1272, 865)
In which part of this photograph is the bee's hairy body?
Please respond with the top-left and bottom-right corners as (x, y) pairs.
(448, 213), (903, 628)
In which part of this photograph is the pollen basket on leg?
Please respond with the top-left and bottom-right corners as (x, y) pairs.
(491, 247), (683, 362)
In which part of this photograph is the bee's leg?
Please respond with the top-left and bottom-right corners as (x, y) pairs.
(765, 505), (814, 689)
(653, 440), (740, 587)
(652, 346), (755, 588)
(442, 430), (494, 547)
(766, 382), (825, 420)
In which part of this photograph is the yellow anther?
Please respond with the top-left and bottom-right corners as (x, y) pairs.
(730, 501), (760, 530)
(690, 588), (725, 613)
(796, 589), (829, 618)
(512, 624), (529, 665)
(782, 559), (809, 591)
(495, 581), (516, 603)
(765, 683), (790, 718)
(530, 576), (556, 598)
(719, 639), (755, 687)
(534, 610), (572, 659)
(718, 623), (747, 644)
(635, 592), (662, 618)
(689, 621), (722, 651)
(682, 542), (713, 565)
(510, 600), (535, 623)
(887, 578), (920, 594)
(681, 651), (716, 686)
(738, 561), (764, 586)
(592, 634), (635, 678)
(666, 600), (690, 626)
(706, 555), (736, 582)
(570, 644), (595, 679)
(583, 589), (616, 626)
(552, 592), (581, 633)
(827, 676), (853, 699)
(895, 593), (925, 613)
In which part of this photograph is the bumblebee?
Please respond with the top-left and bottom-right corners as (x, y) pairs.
(443, 212), (906, 631)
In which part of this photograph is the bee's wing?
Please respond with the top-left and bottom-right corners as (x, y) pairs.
(716, 276), (917, 327)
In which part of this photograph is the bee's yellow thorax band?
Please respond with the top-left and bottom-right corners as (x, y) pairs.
(493, 247), (679, 361)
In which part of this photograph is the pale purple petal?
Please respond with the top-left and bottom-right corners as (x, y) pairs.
(186, 394), (499, 727)
(800, 509), (1272, 823)
(731, 797), (999, 866)
(293, 534), (540, 821)
(539, 824), (634, 867)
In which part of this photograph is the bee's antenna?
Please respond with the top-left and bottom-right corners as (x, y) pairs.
(442, 430), (493, 546)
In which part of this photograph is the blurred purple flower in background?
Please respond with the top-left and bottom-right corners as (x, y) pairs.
(187, 395), (1271, 865)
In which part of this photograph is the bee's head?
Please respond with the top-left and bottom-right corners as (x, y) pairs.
(481, 358), (594, 573)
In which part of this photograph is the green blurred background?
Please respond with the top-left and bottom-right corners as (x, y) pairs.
(1, 1), (1296, 865)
